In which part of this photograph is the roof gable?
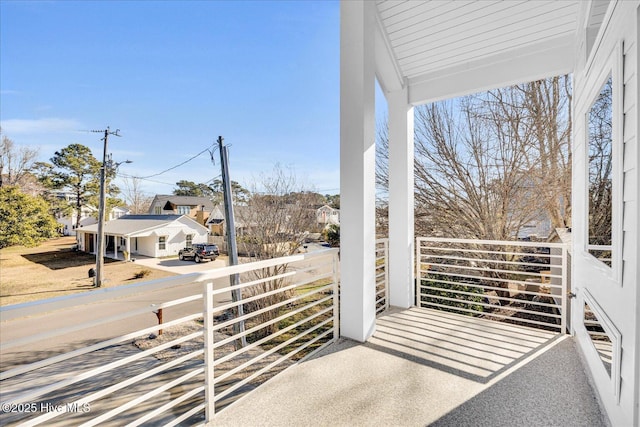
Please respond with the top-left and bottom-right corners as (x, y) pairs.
(149, 195), (215, 213)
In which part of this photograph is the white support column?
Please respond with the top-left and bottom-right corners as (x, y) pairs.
(125, 237), (131, 262)
(339, 0), (377, 342)
(388, 87), (415, 308)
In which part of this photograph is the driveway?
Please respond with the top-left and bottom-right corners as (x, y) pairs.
(132, 242), (333, 275)
(132, 255), (228, 274)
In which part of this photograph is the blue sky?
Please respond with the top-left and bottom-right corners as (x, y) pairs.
(1, 0), (349, 196)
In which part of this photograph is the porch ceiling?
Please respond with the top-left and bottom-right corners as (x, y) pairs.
(374, 0), (582, 104)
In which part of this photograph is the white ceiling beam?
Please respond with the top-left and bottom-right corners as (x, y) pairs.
(407, 34), (576, 105)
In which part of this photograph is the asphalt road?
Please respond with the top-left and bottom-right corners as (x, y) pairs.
(0, 249), (336, 368)
(0, 270), (232, 368)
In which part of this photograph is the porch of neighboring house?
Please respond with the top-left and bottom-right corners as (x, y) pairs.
(80, 231), (135, 261)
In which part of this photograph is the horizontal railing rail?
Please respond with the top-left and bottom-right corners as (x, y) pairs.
(416, 237), (568, 333)
(0, 248), (339, 426)
(375, 238), (389, 315)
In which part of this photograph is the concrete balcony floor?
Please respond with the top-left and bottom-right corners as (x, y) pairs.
(212, 307), (606, 426)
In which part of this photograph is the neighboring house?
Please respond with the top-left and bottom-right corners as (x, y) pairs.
(57, 205), (97, 236)
(206, 205), (250, 236)
(147, 195), (215, 226)
(316, 205), (340, 228)
(109, 206), (129, 221)
(517, 217), (553, 240)
(57, 204), (131, 236)
(77, 214), (209, 261)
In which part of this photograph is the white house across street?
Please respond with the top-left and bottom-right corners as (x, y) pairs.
(77, 214), (209, 261)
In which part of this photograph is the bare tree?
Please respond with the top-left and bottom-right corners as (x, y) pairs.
(376, 75), (572, 241)
(122, 176), (153, 214)
(238, 165), (317, 259)
(587, 76), (613, 261)
(478, 76), (572, 231)
(375, 121), (390, 237)
(236, 165), (318, 337)
(413, 98), (540, 240)
(0, 134), (40, 190)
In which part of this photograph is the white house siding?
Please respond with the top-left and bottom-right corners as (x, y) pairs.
(59, 215), (98, 236)
(57, 207), (97, 236)
(78, 216), (209, 259)
(135, 236), (157, 258)
(572, 2), (639, 425)
(153, 226), (207, 258)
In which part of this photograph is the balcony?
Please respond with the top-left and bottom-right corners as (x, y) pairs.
(0, 238), (606, 426)
(214, 307), (604, 426)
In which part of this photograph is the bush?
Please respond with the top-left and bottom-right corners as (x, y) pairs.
(420, 273), (484, 315)
(323, 224), (340, 247)
(133, 269), (151, 279)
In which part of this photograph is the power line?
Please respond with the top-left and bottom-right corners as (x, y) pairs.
(118, 173), (176, 187)
(118, 173), (223, 190)
(135, 144), (214, 179)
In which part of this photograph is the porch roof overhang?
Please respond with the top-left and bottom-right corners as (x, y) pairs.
(374, 0), (581, 105)
(339, 0), (592, 343)
(76, 215), (206, 238)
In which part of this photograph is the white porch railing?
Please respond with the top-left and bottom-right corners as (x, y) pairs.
(375, 238), (389, 315)
(416, 237), (568, 333)
(0, 249), (339, 426)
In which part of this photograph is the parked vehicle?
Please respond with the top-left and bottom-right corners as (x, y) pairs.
(178, 244), (219, 263)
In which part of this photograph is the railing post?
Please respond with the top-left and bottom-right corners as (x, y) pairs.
(332, 250), (340, 341)
(384, 239), (390, 311)
(203, 281), (215, 421)
(415, 238), (421, 307)
(561, 245), (568, 334)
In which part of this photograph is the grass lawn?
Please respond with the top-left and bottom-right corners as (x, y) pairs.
(0, 236), (176, 306)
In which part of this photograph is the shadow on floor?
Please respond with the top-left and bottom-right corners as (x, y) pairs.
(367, 307), (559, 383)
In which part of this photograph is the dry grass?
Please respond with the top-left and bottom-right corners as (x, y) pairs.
(0, 236), (176, 306)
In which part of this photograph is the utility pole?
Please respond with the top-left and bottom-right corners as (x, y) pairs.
(218, 136), (246, 347)
(93, 127), (121, 287)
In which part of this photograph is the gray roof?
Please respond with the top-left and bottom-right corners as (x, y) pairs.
(149, 195), (215, 213)
(206, 205), (250, 227)
(79, 214), (205, 237)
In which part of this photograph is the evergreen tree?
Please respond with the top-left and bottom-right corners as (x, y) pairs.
(0, 186), (58, 248)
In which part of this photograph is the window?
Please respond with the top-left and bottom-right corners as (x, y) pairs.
(584, 301), (613, 376)
(586, 41), (623, 278)
(186, 234), (193, 248)
(587, 74), (613, 266)
(154, 206), (161, 215)
(583, 291), (621, 400)
(158, 236), (167, 250)
(177, 205), (190, 215)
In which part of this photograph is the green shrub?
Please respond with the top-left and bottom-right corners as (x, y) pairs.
(420, 273), (484, 315)
(322, 224), (340, 247)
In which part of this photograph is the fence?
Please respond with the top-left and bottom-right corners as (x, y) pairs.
(0, 249), (339, 426)
(416, 237), (568, 332)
